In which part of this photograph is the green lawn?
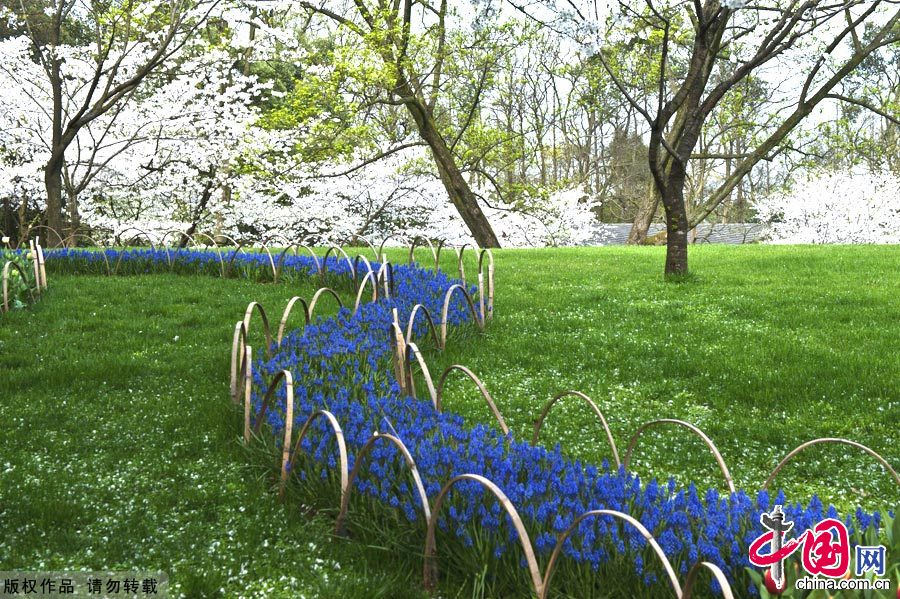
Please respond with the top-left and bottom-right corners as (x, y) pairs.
(429, 245), (899, 511)
(1, 245), (897, 597)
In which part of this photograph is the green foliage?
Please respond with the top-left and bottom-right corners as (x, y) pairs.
(1, 249), (38, 311)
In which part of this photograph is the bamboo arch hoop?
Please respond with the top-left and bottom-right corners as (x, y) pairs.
(436, 365), (509, 435)
(274, 244), (299, 282)
(377, 234), (399, 258)
(116, 226), (158, 248)
(352, 254), (374, 284)
(681, 561), (735, 599)
(440, 284), (484, 349)
(114, 227), (158, 274)
(541, 509), (681, 599)
(424, 473), (543, 596)
(27, 225), (67, 248)
(405, 304), (440, 348)
(241, 345), (253, 443)
(258, 241), (278, 281)
(334, 432), (431, 536)
(283, 409), (349, 502)
(63, 234), (112, 275)
(323, 246), (355, 280)
(277, 297), (311, 346)
(161, 229), (198, 269)
(230, 321), (248, 404)
(243, 301), (273, 359)
(308, 287), (344, 320)
(408, 236), (438, 270)
(624, 419), (736, 494)
(532, 391), (621, 468)
(192, 232), (227, 277)
(2, 260), (36, 312)
(762, 438), (900, 491)
(376, 261), (393, 299)
(353, 270), (378, 314)
(343, 234), (380, 261)
(456, 244), (475, 284)
(404, 342), (438, 408)
(251, 370), (295, 487)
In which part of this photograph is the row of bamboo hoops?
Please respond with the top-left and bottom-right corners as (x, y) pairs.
(229, 236), (896, 598)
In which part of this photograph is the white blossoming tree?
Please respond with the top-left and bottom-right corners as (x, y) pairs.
(754, 171), (900, 244)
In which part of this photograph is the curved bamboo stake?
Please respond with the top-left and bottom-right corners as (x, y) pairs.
(322, 246), (355, 280)
(334, 432), (431, 536)
(283, 410), (349, 502)
(376, 261), (393, 299)
(624, 419), (736, 494)
(243, 301), (273, 359)
(230, 321), (248, 404)
(277, 297), (310, 346)
(160, 229), (195, 269)
(436, 365), (509, 435)
(405, 304), (440, 348)
(433, 239), (447, 272)
(541, 509), (681, 599)
(191, 231), (226, 277)
(344, 234), (379, 260)
(27, 225), (67, 248)
(162, 228), (198, 249)
(456, 243), (475, 284)
(762, 438), (900, 490)
(408, 236), (438, 268)
(377, 234), (398, 258)
(424, 473), (543, 597)
(296, 243), (323, 278)
(308, 287), (344, 320)
(274, 244), (305, 282)
(353, 270), (378, 314)
(478, 248), (494, 321)
(532, 391), (621, 468)
(116, 226), (158, 248)
(352, 254), (374, 283)
(113, 227), (158, 274)
(258, 241), (278, 282)
(681, 561), (735, 599)
(214, 233), (242, 249)
(63, 234), (112, 275)
(390, 317), (408, 394)
(241, 345), (253, 444)
(2, 260), (35, 312)
(250, 370), (295, 487)
(439, 284), (484, 349)
(404, 342), (438, 408)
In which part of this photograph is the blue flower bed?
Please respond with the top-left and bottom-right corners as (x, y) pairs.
(45, 247), (889, 597)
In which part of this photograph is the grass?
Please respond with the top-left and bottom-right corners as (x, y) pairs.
(0, 245), (897, 597)
(426, 245), (900, 512)
(0, 273), (427, 598)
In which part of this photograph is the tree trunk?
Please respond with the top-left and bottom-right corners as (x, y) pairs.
(661, 182), (689, 276)
(44, 162), (65, 236)
(399, 80), (500, 248)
